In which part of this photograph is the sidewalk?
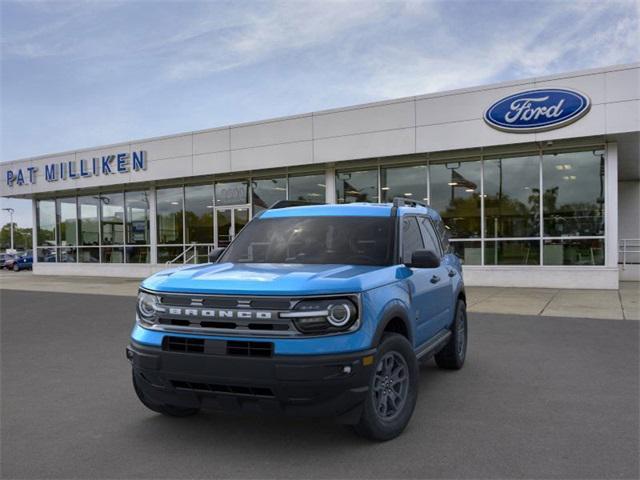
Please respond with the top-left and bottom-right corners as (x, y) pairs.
(1, 271), (638, 320)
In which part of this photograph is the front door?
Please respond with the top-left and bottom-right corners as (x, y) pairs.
(215, 206), (250, 248)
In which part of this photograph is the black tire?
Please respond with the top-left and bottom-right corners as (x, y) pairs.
(132, 372), (200, 417)
(12, 264), (19, 272)
(435, 300), (467, 370)
(353, 333), (418, 441)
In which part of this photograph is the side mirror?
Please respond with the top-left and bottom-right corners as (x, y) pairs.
(406, 249), (440, 269)
(208, 247), (225, 263)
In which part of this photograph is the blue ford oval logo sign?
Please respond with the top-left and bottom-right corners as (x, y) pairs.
(484, 88), (591, 133)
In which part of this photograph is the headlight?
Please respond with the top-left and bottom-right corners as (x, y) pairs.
(137, 291), (159, 325)
(282, 297), (358, 334)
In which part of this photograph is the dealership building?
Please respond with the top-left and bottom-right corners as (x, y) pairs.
(1, 63), (638, 289)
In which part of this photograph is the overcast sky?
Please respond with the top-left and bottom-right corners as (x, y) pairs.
(1, 0), (639, 228)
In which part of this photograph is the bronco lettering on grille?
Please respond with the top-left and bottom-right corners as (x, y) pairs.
(159, 307), (274, 320)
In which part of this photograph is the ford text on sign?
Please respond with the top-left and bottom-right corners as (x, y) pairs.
(484, 88), (591, 133)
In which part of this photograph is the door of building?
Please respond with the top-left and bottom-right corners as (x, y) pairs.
(215, 206), (250, 248)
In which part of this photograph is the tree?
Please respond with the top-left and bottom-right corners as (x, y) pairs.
(0, 223), (32, 251)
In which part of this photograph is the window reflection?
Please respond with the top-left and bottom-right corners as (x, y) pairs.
(381, 165), (428, 203)
(100, 193), (124, 245)
(185, 184), (214, 243)
(252, 177), (286, 213)
(450, 241), (481, 265)
(56, 198), (77, 246)
(336, 170), (378, 203)
(78, 196), (100, 246)
(543, 238), (604, 265)
(485, 240), (540, 265)
(430, 160), (481, 238)
(484, 155), (540, 238)
(543, 150), (605, 237)
(215, 181), (248, 206)
(125, 191), (150, 245)
(289, 173), (326, 202)
(156, 187), (183, 244)
(36, 200), (56, 246)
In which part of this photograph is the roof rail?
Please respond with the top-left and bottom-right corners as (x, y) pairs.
(392, 197), (428, 209)
(269, 200), (325, 210)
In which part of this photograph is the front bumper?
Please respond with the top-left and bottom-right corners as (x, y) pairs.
(127, 341), (376, 423)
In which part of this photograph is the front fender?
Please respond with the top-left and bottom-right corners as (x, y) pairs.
(363, 283), (413, 348)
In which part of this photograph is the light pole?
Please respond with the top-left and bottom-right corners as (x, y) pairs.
(2, 207), (15, 251)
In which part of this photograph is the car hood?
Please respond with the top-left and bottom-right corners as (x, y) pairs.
(141, 262), (399, 295)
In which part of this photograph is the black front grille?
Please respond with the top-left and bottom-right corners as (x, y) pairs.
(227, 341), (273, 357)
(171, 380), (274, 397)
(162, 336), (273, 357)
(163, 337), (204, 353)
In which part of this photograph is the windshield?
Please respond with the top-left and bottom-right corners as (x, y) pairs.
(220, 216), (395, 266)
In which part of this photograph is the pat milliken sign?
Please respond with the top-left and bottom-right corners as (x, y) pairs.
(5, 151), (147, 187)
(484, 88), (591, 133)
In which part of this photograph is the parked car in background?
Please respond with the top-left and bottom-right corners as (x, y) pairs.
(12, 251), (33, 271)
(2, 253), (17, 270)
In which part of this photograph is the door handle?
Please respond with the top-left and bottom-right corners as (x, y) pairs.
(430, 275), (440, 284)
(448, 269), (457, 277)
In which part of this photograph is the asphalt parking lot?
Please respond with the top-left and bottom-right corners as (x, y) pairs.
(1, 289), (639, 479)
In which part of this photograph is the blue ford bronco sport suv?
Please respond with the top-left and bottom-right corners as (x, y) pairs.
(127, 198), (467, 441)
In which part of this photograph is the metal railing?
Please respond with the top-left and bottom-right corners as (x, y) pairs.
(166, 243), (197, 265)
(619, 238), (640, 269)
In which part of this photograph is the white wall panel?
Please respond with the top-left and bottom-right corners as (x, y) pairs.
(416, 85), (532, 126)
(193, 151), (232, 175)
(535, 104), (607, 141)
(230, 116), (312, 150)
(230, 141), (312, 171)
(606, 100), (640, 134)
(534, 72), (606, 105)
(131, 134), (192, 161)
(193, 128), (230, 154)
(314, 101), (414, 139)
(606, 68), (640, 103)
(132, 156), (193, 182)
(314, 128), (415, 163)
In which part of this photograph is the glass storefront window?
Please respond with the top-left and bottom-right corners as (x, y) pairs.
(484, 240), (540, 265)
(56, 198), (77, 246)
(542, 150), (605, 237)
(449, 241), (482, 265)
(215, 181), (248, 206)
(336, 169), (378, 203)
(185, 184), (214, 244)
(37, 246), (57, 262)
(381, 165), (428, 203)
(101, 246), (124, 263)
(125, 191), (150, 245)
(252, 177), (286, 213)
(157, 187), (183, 244)
(77, 247), (99, 263)
(126, 246), (150, 264)
(543, 238), (604, 265)
(100, 193), (124, 245)
(288, 173), (326, 202)
(157, 246), (183, 264)
(430, 160), (481, 238)
(36, 200), (56, 246)
(58, 246), (76, 263)
(484, 155), (540, 238)
(77, 196), (100, 246)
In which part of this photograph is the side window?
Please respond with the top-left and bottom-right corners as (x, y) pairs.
(435, 219), (451, 254)
(402, 217), (424, 264)
(419, 217), (442, 257)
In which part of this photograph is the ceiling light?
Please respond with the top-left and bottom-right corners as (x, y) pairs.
(381, 187), (390, 191)
(317, 184), (325, 187)
(404, 192), (413, 196)
(555, 165), (565, 170)
(564, 164), (572, 169)
(465, 188), (474, 192)
(170, 201), (179, 205)
(448, 182), (458, 186)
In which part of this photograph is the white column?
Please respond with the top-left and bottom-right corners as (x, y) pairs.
(605, 142), (618, 271)
(149, 186), (158, 264)
(31, 199), (37, 265)
(325, 165), (336, 204)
